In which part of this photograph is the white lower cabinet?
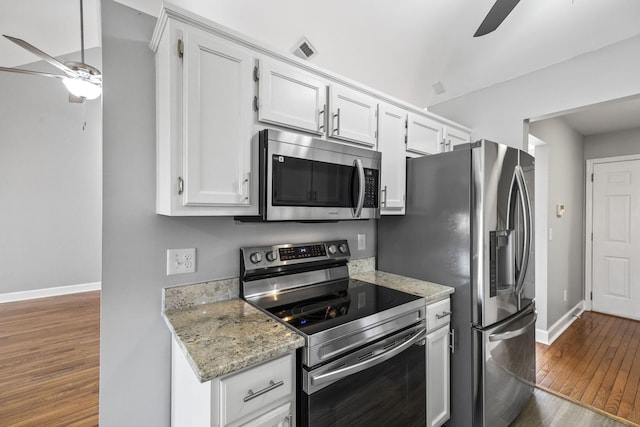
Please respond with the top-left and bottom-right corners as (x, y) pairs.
(425, 298), (451, 427)
(171, 338), (295, 426)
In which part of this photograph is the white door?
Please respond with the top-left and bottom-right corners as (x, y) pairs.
(444, 126), (471, 152)
(329, 83), (378, 148)
(257, 59), (327, 135)
(377, 102), (407, 215)
(406, 113), (443, 155)
(592, 159), (640, 319)
(183, 30), (253, 208)
(426, 326), (450, 427)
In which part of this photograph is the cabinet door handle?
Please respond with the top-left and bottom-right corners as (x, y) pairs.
(333, 108), (341, 135)
(381, 185), (387, 207)
(449, 329), (455, 354)
(445, 139), (452, 151)
(436, 311), (452, 319)
(243, 172), (251, 203)
(243, 380), (284, 402)
(318, 104), (326, 132)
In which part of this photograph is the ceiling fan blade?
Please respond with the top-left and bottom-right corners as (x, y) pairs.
(3, 35), (79, 77)
(474, 0), (521, 37)
(0, 65), (66, 80)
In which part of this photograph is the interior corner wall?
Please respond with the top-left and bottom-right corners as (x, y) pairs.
(428, 35), (640, 150)
(584, 126), (640, 160)
(529, 118), (585, 327)
(0, 50), (102, 295)
(100, 2), (375, 425)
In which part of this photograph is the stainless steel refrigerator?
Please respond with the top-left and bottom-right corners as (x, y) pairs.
(378, 140), (536, 427)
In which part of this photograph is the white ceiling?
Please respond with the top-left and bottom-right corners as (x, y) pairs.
(2, 0), (640, 134)
(557, 95), (640, 136)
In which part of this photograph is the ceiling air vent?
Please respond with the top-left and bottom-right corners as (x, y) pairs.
(292, 37), (317, 60)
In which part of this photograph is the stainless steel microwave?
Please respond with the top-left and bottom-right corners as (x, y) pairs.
(236, 129), (381, 222)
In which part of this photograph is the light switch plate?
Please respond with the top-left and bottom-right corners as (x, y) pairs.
(167, 248), (196, 275)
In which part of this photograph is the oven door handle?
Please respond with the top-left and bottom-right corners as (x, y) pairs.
(309, 327), (426, 387)
(352, 158), (365, 218)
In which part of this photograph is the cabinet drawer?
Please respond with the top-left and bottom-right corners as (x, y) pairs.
(426, 298), (451, 333)
(220, 354), (294, 425)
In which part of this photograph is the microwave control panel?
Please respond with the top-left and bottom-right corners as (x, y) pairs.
(364, 168), (379, 208)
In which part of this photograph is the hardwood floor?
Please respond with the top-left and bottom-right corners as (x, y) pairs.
(0, 291), (100, 426)
(512, 388), (631, 427)
(536, 311), (640, 426)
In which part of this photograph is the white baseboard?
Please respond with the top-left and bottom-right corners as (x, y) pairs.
(0, 282), (101, 303)
(536, 300), (585, 345)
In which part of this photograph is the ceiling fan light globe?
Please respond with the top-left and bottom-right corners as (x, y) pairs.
(62, 77), (101, 100)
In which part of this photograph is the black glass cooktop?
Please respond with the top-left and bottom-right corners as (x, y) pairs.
(262, 279), (422, 335)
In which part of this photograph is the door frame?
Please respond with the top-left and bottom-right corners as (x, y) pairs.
(585, 154), (640, 311)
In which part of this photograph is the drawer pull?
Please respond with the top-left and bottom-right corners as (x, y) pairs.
(436, 311), (452, 319)
(243, 380), (284, 402)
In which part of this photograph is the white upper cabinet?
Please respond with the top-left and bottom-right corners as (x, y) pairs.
(445, 126), (471, 151)
(183, 31), (253, 207)
(257, 59), (327, 135)
(406, 113), (444, 155)
(154, 20), (256, 216)
(378, 102), (407, 215)
(407, 112), (472, 156)
(329, 83), (378, 148)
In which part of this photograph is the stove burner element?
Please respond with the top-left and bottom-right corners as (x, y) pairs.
(273, 292), (351, 328)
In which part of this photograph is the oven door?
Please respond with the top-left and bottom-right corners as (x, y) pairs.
(300, 323), (426, 427)
(263, 130), (380, 221)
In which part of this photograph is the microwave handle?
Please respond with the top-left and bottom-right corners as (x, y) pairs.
(353, 158), (365, 218)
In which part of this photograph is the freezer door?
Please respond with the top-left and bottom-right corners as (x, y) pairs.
(473, 306), (536, 427)
(473, 141), (535, 326)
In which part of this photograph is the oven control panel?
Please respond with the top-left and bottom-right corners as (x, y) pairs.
(241, 240), (350, 270)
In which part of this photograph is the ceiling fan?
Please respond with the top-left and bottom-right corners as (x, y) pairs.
(474, 0), (521, 37)
(0, 0), (101, 102)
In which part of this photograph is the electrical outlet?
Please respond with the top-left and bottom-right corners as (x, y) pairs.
(357, 234), (366, 251)
(167, 248), (196, 275)
(563, 289), (567, 302)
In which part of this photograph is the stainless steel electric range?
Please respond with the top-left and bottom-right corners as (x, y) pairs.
(240, 240), (427, 427)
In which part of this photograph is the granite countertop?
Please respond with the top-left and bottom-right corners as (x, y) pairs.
(163, 258), (454, 383)
(164, 297), (304, 383)
(349, 258), (454, 302)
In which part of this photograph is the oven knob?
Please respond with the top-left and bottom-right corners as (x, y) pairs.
(338, 243), (348, 254)
(249, 252), (262, 264)
(265, 250), (277, 262)
(328, 244), (337, 255)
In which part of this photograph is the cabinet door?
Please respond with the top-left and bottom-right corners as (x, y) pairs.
(329, 84), (377, 148)
(378, 102), (406, 215)
(258, 59), (327, 135)
(239, 401), (293, 427)
(445, 126), (471, 152)
(426, 326), (450, 427)
(406, 113), (443, 155)
(183, 30), (253, 208)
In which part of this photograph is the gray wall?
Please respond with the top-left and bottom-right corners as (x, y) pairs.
(584, 126), (640, 160)
(0, 51), (101, 294)
(530, 118), (585, 326)
(100, 2), (375, 425)
(429, 35), (640, 150)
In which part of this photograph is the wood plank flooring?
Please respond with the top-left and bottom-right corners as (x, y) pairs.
(536, 311), (640, 426)
(0, 291), (100, 426)
(512, 388), (631, 427)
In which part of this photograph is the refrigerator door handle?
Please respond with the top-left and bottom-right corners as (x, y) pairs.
(514, 166), (532, 303)
(507, 165), (532, 309)
(488, 310), (537, 342)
